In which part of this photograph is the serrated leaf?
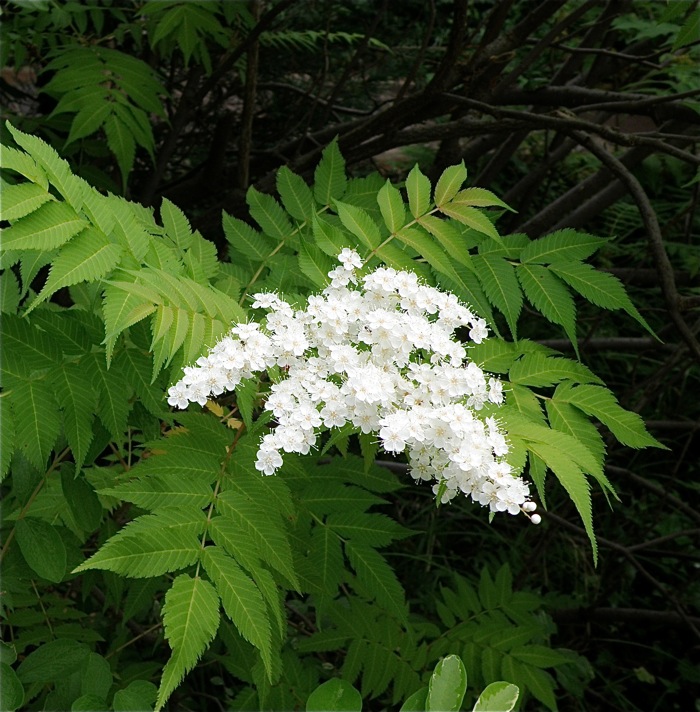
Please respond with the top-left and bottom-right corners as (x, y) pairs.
(510, 645), (571, 668)
(10, 377), (60, 470)
(312, 214), (351, 257)
(247, 186), (294, 240)
(15, 518), (67, 582)
(216, 493), (299, 590)
(545, 397), (606, 470)
(100, 472), (213, 511)
(397, 226), (458, 279)
(104, 114), (135, 185)
(473, 254), (522, 337)
(554, 382), (664, 449)
(334, 200), (381, 250)
(327, 511), (411, 547)
(434, 162), (466, 207)
(526, 440), (596, 563)
(519, 229), (607, 264)
(377, 180), (406, 233)
(74, 527), (201, 577)
(550, 261), (654, 334)
(157, 574), (220, 710)
(66, 102), (112, 145)
(1, 181), (54, 221)
(298, 240), (333, 287)
(516, 263), (578, 351)
(51, 363), (96, 471)
(673, 7), (700, 49)
(345, 542), (406, 621)
(0, 396), (14, 480)
(276, 166), (314, 222)
(26, 228), (122, 313)
(201, 546), (272, 674)
(509, 354), (601, 387)
(417, 215), (472, 267)
(314, 139), (347, 205)
(406, 164), (431, 218)
(87, 355), (132, 442)
(308, 525), (345, 595)
(1, 313), (62, 373)
(222, 211), (276, 261)
(501, 657), (556, 712)
(451, 187), (514, 211)
(160, 198), (193, 250)
(440, 204), (500, 241)
(1, 200), (86, 251)
(17, 640), (90, 684)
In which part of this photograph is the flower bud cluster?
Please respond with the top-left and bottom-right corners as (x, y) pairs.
(167, 248), (536, 519)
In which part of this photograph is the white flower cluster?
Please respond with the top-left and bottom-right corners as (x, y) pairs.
(167, 248), (538, 520)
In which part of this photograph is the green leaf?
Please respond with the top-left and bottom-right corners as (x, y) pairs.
(298, 240), (334, 288)
(306, 678), (362, 712)
(87, 355), (132, 442)
(202, 546), (272, 675)
(99, 472), (213, 511)
(401, 686), (428, 712)
(440, 204), (500, 241)
(519, 229), (607, 264)
(216, 493), (299, 590)
(17, 640), (90, 684)
(451, 187), (514, 211)
(11, 377), (60, 470)
(417, 215), (472, 267)
(334, 200), (381, 250)
(26, 227), (122, 313)
(62, 468), (103, 534)
(160, 198), (193, 250)
(1, 200), (86, 251)
(81, 652), (113, 700)
(510, 645), (571, 668)
(377, 180), (406, 233)
(312, 214), (352, 257)
(328, 511), (411, 547)
(345, 542), (406, 621)
(71, 694), (106, 711)
(157, 574), (221, 711)
(112, 680), (158, 712)
(1, 396), (14, 480)
(104, 113), (135, 184)
(526, 440), (596, 563)
(516, 264), (578, 352)
(66, 101), (112, 145)
(15, 518), (67, 582)
(672, 7), (700, 49)
(508, 354), (601, 388)
(434, 162), (466, 207)
(1, 313), (62, 373)
(277, 166), (315, 222)
(550, 261), (653, 334)
(222, 211), (276, 261)
(500, 658), (556, 712)
(554, 382), (664, 449)
(472, 681), (519, 712)
(0, 663), (24, 712)
(427, 655), (467, 712)
(314, 139), (347, 205)
(545, 396), (606, 472)
(473, 254), (522, 338)
(0, 181), (54, 222)
(308, 524), (345, 595)
(0, 270), (20, 314)
(396, 226), (458, 279)
(406, 164), (431, 218)
(73, 527), (201, 577)
(247, 186), (294, 240)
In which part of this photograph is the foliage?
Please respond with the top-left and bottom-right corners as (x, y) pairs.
(1, 1), (698, 710)
(0, 122), (659, 711)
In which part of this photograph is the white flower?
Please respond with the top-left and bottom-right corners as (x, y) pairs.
(166, 250), (535, 519)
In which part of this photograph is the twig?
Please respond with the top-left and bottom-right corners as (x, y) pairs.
(569, 129), (700, 362)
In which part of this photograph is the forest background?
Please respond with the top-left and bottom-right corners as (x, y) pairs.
(0, 1), (699, 711)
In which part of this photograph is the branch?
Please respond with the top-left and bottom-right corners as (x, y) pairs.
(568, 129), (700, 362)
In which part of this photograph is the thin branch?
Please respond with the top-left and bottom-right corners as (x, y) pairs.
(569, 129), (700, 362)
